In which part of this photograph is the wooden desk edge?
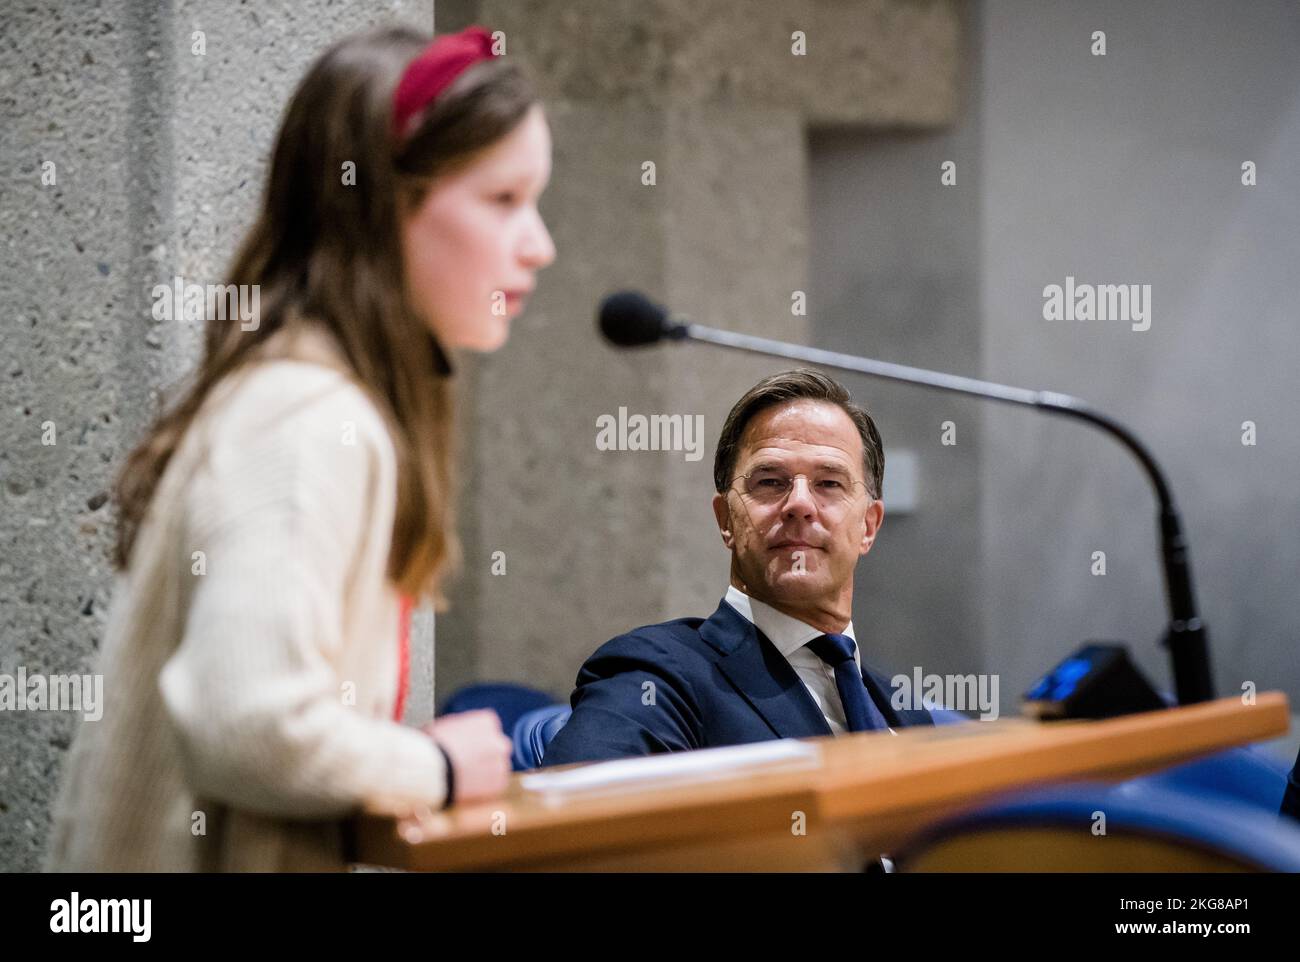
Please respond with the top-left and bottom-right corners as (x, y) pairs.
(355, 692), (1293, 871)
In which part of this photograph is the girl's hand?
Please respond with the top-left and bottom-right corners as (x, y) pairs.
(422, 709), (513, 804)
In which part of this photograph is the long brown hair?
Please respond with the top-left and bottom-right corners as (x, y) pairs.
(114, 27), (538, 608)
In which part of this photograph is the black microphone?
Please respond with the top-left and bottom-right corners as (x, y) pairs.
(597, 289), (1215, 714)
(598, 290), (687, 346)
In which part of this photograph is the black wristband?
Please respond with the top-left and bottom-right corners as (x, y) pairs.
(435, 742), (455, 809)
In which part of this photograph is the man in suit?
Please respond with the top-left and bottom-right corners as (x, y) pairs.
(541, 368), (936, 767)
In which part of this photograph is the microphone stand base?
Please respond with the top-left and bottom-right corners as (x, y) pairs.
(1023, 642), (1168, 720)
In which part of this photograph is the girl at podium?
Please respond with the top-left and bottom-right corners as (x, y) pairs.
(47, 24), (555, 871)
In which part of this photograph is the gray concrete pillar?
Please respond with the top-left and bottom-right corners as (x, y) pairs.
(1, 0), (436, 872)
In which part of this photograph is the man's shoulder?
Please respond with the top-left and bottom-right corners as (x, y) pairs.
(594, 615), (709, 654)
(579, 613), (730, 677)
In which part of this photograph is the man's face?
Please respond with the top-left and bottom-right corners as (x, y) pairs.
(712, 399), (883, 611)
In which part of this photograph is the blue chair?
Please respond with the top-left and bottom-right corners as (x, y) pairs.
(929, 706), (973, 726)
(1117, 744), (1289, 813)
(895, 779), (1300, 871)
(438, 683), (560, 771)
(512, 705), (572, 771)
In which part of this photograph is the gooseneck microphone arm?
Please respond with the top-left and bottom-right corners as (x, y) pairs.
(626, 299), (1213, 706)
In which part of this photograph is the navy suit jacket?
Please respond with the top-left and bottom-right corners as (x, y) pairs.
(541, 599), (935, 766)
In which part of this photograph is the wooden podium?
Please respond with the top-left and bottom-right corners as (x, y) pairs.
(352, 693), (1291, 872)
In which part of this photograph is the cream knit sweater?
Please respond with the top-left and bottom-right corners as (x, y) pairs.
(45, 330), (448, 871)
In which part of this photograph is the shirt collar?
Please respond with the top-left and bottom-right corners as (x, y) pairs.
(723, 584), (860, 667)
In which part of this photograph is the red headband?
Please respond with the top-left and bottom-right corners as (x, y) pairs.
(392, 25), (497, 141)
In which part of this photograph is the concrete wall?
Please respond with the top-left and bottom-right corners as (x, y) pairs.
(0, 0), (435, 873)
(976, 0), (1300, 731)
(808, 0), (1299, 757)
(807, 0), (983, 690)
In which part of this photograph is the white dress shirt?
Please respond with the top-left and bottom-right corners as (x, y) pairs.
(724, 585), (895, 735)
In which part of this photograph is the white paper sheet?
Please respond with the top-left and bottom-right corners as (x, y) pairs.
(520, 738), (821, 797)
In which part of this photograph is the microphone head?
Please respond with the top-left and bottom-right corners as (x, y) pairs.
(598, 290), (681, 347)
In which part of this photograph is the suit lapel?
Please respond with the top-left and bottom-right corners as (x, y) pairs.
(701, 601), (833, 740)
(862, 664), (935, 728)
(861, 668), (903, 728)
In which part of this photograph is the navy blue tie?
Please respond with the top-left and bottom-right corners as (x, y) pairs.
(808, 633), (889, 733)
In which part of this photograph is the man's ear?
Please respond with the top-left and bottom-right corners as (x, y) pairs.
(859, 498), (884, 557)
(712, 492), (735, 549)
